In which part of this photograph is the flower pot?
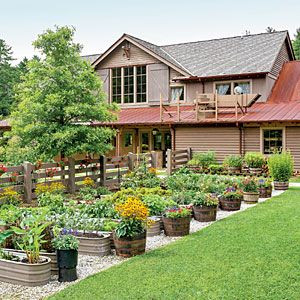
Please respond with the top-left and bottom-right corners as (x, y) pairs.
(187, 165), (201, 173)
(249, 168), (262, 175)
(77, 232), (111, 256)
(273, 181), (289, 190)
(243, 192), (259, 204)
(0, 251), (51, 286)
(258, 186), (272, 198)
(147, 217), (161, 237)
(219, 197), (242, 211)
(193, 205), (217, 222)
(57, 249), (78, 282)
(162, 217), (190, 237)
(228, 167), (241, 175)
(113, 232), (146, 258)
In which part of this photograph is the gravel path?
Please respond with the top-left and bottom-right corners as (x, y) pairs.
(0, 190), (284, 300)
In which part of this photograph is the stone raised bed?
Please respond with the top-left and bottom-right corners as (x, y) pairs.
(0, 251), (51, 286)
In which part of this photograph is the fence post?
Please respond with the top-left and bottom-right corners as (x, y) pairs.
(151, 151), (157, 168)
(100, 155), (107, 186)
(128, 152), (135, 171)
(68, 157), (76, 194)
(23, 162), (33, 203)
(187, 147), (192, 161)
(166, 149), (172, 176)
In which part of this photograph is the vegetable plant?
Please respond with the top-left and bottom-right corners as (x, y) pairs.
(191, 192), (218, 207)
(223, 155), (243, 168)
(267, 152), (294, 182)
(244, 152), (265, 168)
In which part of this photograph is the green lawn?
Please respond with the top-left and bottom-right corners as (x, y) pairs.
(290, 176), (300, 183)
(50, 188), (300, 300)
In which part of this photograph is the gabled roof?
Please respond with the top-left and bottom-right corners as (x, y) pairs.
(81, 54), (101, 64)
(92, 31), (294, 78)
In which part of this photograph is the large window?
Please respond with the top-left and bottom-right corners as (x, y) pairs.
(263, 129), (283, 154)
(215, 81), (251, 95)
(111, 66), (147, 104)
(171, 86), (185, 102)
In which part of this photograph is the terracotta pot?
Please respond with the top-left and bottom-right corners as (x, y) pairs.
(77, 233), (111, 256)
(147, 217), (161, 237)
(249, 168), (262, 175)
(219, 197), (242, 211)
(193, 205), (217, 222)
(228, 167), (241, 175)
(162, 217), (190, 237)
(243, 191), (259, 204)
(114, 232), (146, 258)
(0, 251), (51, 286)
(273, 181), (289, 190)
(258, 186), (272, 198)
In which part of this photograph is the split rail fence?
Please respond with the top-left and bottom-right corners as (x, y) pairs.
(166, 148), (192, 175)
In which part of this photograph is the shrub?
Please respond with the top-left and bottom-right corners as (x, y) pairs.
(223, 155), (243, 168)
(53, 230), (79, 250)
(242, 177), (258, 193)
(188, 151), (217, 169)
(0, 187), (21, 207)
(35, 182), (66, 196)
(37, 193), (64, 209)
(208, 164), (224, 174)
(244, 152), (265, 168)
(192, 192), (218, 207)
(267, 152), (294, 182)
(142, 194), (176, 216)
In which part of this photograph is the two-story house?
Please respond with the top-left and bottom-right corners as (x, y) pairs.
(87, 30), (300, 169)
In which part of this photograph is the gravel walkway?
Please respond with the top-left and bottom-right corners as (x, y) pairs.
(0, 190), (284, 300)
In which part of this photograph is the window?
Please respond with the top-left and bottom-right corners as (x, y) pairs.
(141, 132), (149, 152)
(136, 66), (147, 103)
(111, 66), (147, 104)
(171, 86), (184, 102)
(153, 133), (162, 150)
(124, 133), (133, 147)
(263, 129), (283, 154)
(112, 68), (122, 103)
(215, 81), (251, 95)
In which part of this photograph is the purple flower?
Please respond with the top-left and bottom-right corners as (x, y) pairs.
(61, 228), (68, 235)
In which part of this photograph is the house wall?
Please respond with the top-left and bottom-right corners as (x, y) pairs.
(286, 126), (300, 170)
(270, 40), (291, 78)
(175, 126), (240, 162)
(243, 127), (261, 153)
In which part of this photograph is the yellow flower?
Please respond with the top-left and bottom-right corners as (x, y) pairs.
(83, 177), (95, 187)
(115, 197), (149, 221)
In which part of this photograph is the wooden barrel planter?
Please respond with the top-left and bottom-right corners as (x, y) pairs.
(249, 168), (262, 175)
(114, 232), (146, 258)
(258, 186), (272, 198)
(274, 181), (289, 190)
(193, 205), (217, 222)
(228, 167), (241, 175)
(243, 192), (259, 204)
(0, 251), (51, 286)
(147, 217), (161, 237)
(219, 197), (242, 211)
(77, 232), (111, 256)
(162, 217), (190, 237)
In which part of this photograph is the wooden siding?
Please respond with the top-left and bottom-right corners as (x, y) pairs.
(97, 68), (110, 101)
(243, 127), (260, 154)
(148, 63), (169, 103)
(175, 127), (240, 162)
(286, 126), (300, 170)
(270, 41), (290, 78)
(170, 68), (183, 81)
(98, 41), (159, 69)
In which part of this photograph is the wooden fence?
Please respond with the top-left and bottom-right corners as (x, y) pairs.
(166, 148), (192, 175)
(0, 152), (155, 203)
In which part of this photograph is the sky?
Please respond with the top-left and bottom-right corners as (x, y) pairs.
(1, 0), (300, 62)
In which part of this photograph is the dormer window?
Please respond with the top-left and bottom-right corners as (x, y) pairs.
(215, 80), (251, 95)
(111, 66), (147, 104)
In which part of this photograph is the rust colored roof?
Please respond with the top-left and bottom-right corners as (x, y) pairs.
(240, 61), (300, 123)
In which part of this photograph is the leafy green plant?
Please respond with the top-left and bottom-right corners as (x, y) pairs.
(0, 187), (21, 207)
(244, 152), (265, 168)
(267, 152), (294, 182)
(188, 151), (217, 170)
(223, 155), (243, 168)
(257, 177), (272, 188)
(141, 194), (175, 216)
(242, 177), (258, 193)
(37, 193), (64, 210)
(164, 207), (191, 218)
(208, 164), (224, 174)
(52, 230), (79, 250)
(101, 220), (118, 232)
(221, 186), (243, 201)
(191, 192), (218, 207)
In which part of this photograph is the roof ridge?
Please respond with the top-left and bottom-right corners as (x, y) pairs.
(160, 30), (288, 48)
(81, 53), (101, 57)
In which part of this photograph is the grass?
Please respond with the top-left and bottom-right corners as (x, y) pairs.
(290, 176), (300, 183)
(50, 188), (300, 300)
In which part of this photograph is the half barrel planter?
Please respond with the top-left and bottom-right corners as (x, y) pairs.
(249, 168), (262, 175)
(258, 186), (272, 198)
(114, 232), (146, 258)
(193, 205), (217, 222)
(243, 192), (259, 204)
(273, 181), (289, 190)
(147, 217), (161, 237)
(0, 251), (51, 286)
(162, 217), (190, 237)
(77, 233), (111, 256)
(228, 167), (241, 175)
(219, 197), (242, 211)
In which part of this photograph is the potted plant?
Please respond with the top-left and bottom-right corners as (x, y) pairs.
(267, 152), (294, 190)
(52, 229), (79, 282)
(223, 155), (243, 174)
(0, 212), (51, 286)
(244, 152), (265, 175)
(242, 177), (259, 204)
(162, 207), (191, 236)
(113, 197), (149, 257)
(219, 186), (243, 211)
(191, 192), (218, 222)
(257, 177), (272, 198)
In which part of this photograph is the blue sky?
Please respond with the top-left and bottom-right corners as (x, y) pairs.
(1, 0), (300, 62)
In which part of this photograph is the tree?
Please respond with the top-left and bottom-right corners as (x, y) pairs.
(0, 39), (18, 116)
(293, 28), (300, 60)
(10, 26), (116, 162)
(266, 27), (276, 33)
